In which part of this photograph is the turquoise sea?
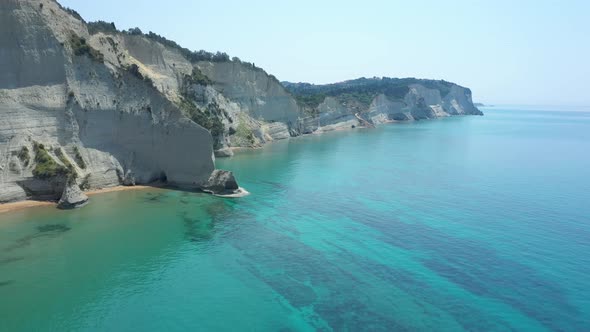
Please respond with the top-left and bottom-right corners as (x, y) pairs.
(1, 107), (589, 331)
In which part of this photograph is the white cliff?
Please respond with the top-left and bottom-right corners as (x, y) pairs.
(0, 0), (483, 206)
(0, 0), (215, 204)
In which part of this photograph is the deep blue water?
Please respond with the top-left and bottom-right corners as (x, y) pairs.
(0, 107), (589, 331)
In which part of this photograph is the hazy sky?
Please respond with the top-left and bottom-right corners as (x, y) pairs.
(60, 0), (590, 105)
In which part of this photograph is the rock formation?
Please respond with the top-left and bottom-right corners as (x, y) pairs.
(0, 0), (215, 205)
(57, 178), (89, 209)
(0, 0), (482, 207)
(199, 170), (243, 196)
(283, 78), (483, 134)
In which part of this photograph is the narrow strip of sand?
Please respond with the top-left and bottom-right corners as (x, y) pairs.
(0, 185), (154, 215)
(0, 200), (56, 214)
(85, 185), (153, 196)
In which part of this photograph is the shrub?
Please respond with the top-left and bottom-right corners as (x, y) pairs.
(17, 146), (30, 167)
(70, 34), (104, 63)
(295, 93), (327, 110)
(56, 148), (79, 184)
(88, 21), (118, 35)
(177, 98), (224, 148)
(64, 7), (84, 22)
(122, 28), (234, 64)
(73, 146), (87, 169)
(105, 37), (118, 52)
(235, 116), (255, 145)
(32, 143), (69, 179)
(205, 102), (225, 139)
(79, 174), (91, 190)
(125, 64), (156, 88)
(127, 64), (143, 79)
(184, 68), (213, 86)
(285, 77), (417, 111)
(127, 27), (143, 35)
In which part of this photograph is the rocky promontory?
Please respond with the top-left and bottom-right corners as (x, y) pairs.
(0, 0), (482, 208)
(0, 0), (225, 206)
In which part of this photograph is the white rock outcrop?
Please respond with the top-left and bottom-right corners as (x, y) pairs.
(1, 0), (483, 206)
(0, 0), (215, 204)
(57, 178), (89, 209)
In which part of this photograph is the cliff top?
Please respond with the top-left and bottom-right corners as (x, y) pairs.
(282, 77), (469, 109)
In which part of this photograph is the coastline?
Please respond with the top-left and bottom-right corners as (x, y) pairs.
(1, 116), (475, 215)
(224, 123), (376, 155)
(223, 114), (479, 157)
(0, 185), (154, 215)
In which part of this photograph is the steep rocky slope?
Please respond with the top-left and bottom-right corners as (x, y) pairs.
(284, 78), (483, 133)
(0, 0), (216, 204)
(0, 0), (482, 206)
(61, 12), (483, 157)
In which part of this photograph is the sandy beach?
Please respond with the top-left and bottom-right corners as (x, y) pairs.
(0, 185), (154, 215)
(85, 185), (154, 196)
(0, 200), (56, 214)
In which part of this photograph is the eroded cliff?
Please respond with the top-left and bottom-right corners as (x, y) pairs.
(284, 78), (483, 134)
(0, 0), (215, 204)
(0, 0), (483, 206)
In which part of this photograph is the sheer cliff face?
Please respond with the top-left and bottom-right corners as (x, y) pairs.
(367, 84), (482, 124)
(0, 0), (482, 203)
(0, 0), (214, 203)
(287, 80), (483, 133)
(196, 62), (300, 124)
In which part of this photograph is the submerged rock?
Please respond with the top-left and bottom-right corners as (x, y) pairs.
(57, 180), (89, 209)
(200, 170), (241, 196)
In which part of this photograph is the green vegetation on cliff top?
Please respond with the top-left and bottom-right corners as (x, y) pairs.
(283, 77), (457, 110)
(85, 21), (270, 79)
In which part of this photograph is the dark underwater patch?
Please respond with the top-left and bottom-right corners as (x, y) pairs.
(179, 212), (215, 243)
(37, 224), (71, 233)
(232, 223), (412, 331)
(0, 256), (25, 265)
(142, 193), (167, 203)
(347, 209), (585, 331)
(2, 224), (72, 253)
(260, 180), (287, 190)
(228, 188), (587, 331)
(0, 280), (15, 287)
(265, 277), (317, 308)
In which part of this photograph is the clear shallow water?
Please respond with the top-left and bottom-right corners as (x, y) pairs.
(1, 107), (589, 331)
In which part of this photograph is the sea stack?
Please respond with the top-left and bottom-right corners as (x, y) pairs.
(57, 179), (89, 209)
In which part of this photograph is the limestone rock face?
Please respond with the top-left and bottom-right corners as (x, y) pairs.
(200, 170), (239, 195)
(0, 0), (215, 205)
(442, 85), (483, 116)
(286, 79), (483, 131)
(182, 62), (300, 150)
(196, 61), (300, 125)
(57, 179), (89, 209)
(0, 0), (483, 207)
